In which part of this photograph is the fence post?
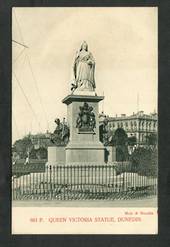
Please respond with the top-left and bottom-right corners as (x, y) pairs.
(49, 165), (52, 199)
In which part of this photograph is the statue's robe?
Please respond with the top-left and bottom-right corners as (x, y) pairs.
(73, 50), (95, 91)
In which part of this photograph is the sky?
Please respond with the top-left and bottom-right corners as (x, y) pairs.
(12, 7), (158, 143)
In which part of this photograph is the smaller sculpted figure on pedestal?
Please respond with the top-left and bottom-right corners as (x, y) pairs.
(72, 41), (95, 92)
(50, 118), (69, 146)
(99, 117), (114, 146)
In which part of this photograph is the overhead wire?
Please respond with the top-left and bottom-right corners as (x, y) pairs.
(13, 9), (49, 131)
(12, 40), (29, 140)
(13, 52), (27, 99)
(13, 46), (26, 64)
(26, 54), (50, 130)
(13, 72), (41, 131)
(12, 39), (28, 49)
(13, 10), (25, 46)
(12, 113), (20, 140)
(13, 10), (44, 138)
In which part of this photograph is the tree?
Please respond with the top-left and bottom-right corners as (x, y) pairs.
(149, 148), (158, 176)
(12, 135), (48, 160)
(113, 128), (129, 161)
(36, 147), (47, 159)
(128, 136), (137, 146)
(113, 128), (128, 146)
(146, 133), (157, 147)
(29, 148), (37, 159)
(130, 147), (158, 176)
(13, 135), (33, 159)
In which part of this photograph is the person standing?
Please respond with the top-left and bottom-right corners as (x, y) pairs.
(24, 149), (30, 165)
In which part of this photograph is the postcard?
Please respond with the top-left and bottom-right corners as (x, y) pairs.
(12, 7), (158, 234)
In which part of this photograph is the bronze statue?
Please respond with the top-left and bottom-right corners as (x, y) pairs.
(51, 118), (69, 146)
(99, 117), (114, 146)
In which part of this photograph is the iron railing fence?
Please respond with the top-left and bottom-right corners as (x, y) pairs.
(12, 164), (157, 200)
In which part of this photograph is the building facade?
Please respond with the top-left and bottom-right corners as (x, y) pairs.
(99, 111), (158, 145)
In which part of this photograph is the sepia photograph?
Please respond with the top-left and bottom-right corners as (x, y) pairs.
(12, 7), (158, 234)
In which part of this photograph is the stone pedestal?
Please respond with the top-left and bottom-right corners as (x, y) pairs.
(105, 146), (117, 163)
(62, 94), (105, 165)
(47, 146), (65, 165)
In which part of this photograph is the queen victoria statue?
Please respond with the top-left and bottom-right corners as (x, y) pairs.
(72, 41), (96, 92)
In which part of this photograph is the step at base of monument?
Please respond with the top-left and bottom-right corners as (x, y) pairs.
(65, 142), (104, 149)
(65, 142), (105, 164)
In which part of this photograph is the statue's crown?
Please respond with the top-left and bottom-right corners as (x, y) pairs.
(82, 41), (87, 45)
(80, 41), (88, 50)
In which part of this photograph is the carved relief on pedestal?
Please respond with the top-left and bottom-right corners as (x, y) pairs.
(76, 102), (96, 133)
